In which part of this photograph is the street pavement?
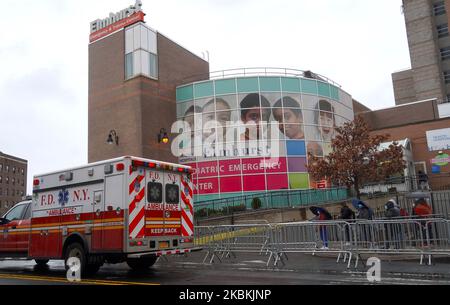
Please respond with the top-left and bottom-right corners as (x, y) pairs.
(0, 251), (449, 285)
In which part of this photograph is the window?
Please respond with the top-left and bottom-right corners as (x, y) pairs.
(12, 166), (15, 174)
(434, 1), (446, 16)
(147, 182), (163, 203)
(21, 168), (24, 175)
(124, 24), (158, 80)
(12, 178), (15, 185)
(440, 47), (450, 60)
(437, 24), (449, 38)
(4, 203), (28, 221)
(5, 165), (8, 172)
(23, 203), (31, 220)
(0, 164), (2, 171)
(125, 53), (133, 79)
(165, 184), (179, 204)
(0, 176), (2, 184)
(6, 177), (8, 184)
(444, 71), (450, 83)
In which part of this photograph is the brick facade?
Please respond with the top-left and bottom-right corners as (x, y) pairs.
(88, 25), (209, 163)
(0, 152), (27, 215)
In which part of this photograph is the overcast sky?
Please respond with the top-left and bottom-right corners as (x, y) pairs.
(0, 0), (410, 193)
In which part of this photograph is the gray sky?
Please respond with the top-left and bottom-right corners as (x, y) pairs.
(0, 0), (410, 193)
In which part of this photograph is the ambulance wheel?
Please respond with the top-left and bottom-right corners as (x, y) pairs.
(64, 242), (87, 276)
(35, 259), (49, 266)
(126, 257), (157, 270)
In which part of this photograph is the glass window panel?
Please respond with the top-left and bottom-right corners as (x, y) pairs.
(281, 77), (301, 93)
(259, 77), (281, 92)
(307, 141), (324, 157)
(133, 25), (141, 51)
(149, 53), (158, 78)
(304, 125), (322, 141)
(148, 29), (157, 54)
(141, 50), (150, 77)
(177, 85), (194, 102)
(261, 92), (282, 107)
(125, 28), (134, 54)
(237, 77), (259, 93)
(125, 53), (133, 79)
(302, 95), (318, 110)
(133, 50), (141, 75)
(141, 27), (148, 52)
(215, 79), (236, 95)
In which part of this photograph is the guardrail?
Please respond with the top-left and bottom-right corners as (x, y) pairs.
(195, 188), (349, 220)
(180, 67), (342, 88)
(194, 218), (450, 268)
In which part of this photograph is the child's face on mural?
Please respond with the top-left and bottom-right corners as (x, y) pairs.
(273, 108), (304, 139)
(319, 111), (334, 134)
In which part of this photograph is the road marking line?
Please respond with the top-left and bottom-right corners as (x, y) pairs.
(0, 273), (160, 286)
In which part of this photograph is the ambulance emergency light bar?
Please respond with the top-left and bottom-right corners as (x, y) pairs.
(33, 156), (193, 188)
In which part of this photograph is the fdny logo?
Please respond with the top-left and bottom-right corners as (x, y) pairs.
(58, 189), (69, 206)
(165, 211), (171, 218)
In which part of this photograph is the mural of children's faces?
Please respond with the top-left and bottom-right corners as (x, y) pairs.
(272, 96), (305, 140)
(316, 100), (336, 142)
(239, 93), (271, 140)
(307, 141), (324, 157)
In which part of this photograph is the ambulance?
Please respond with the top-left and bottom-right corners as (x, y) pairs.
(0, 156), (197, 275)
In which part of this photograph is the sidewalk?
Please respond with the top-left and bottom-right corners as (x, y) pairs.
(169, 250), (450, 279)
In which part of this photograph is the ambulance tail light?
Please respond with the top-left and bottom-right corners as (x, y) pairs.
(33, 179), (40, 186)
(149, 162), (156, 168)
(116, 163), (125, 171)
(178, 167), (184, 173)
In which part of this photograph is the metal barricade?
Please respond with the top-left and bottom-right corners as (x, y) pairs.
(194, 219), (450, 269)
(195, 224), (277, 265)
(270, 221), (353, 267)
(349, 218), (450, 267)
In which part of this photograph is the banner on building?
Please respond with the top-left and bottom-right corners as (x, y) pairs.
(426, 128), (450, 152)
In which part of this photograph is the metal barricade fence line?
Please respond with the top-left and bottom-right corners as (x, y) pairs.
(194, 219), (450, 268)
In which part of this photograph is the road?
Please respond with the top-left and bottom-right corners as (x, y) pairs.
(0, 251), (449, 285)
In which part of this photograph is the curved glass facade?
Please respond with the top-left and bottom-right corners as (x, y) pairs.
(175, 74), (355, 202)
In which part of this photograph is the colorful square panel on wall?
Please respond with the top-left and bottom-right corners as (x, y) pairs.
(287, 157), (307, 172)
(286, 140), (306, 156)
(264, 157), (287, 173)
(267, 174), (289, 190)
(243, 175), (266, 192)
(219, 159), (242, 176)
(220, 176), (243, 193)
(289, 173), (309, 190)
(195, 177), (219, 195)
(196, 161), (219, 178)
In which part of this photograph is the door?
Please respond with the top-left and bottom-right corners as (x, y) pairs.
(414, 162), (428, 190)
(91, 190), (104, 251)
(145, 169), (164, 237)
(0, 203), (28, 253)
(163, 172), (181, 237)
(103, 175), (124, 251)
(16, 202), (32, 253)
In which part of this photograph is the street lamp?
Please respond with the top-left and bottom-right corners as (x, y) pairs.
(106, 130), (119, 145)
(158, 128), (169, 144)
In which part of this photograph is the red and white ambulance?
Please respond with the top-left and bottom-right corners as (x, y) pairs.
(0, 156), (197, 274)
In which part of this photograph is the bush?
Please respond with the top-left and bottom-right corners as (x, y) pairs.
(251, 197), (262, 210)
(222, 204), (247, 214)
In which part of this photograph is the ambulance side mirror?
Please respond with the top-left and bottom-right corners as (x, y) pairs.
(0, 218), (10, 225)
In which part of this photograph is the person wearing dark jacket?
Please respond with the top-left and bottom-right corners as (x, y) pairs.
(384, 199), (403, 249)
(340, 204), (355, 244)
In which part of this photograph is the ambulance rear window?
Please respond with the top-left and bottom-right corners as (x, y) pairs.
(165, 184), (179, 204)
(147, 182), (162, 203)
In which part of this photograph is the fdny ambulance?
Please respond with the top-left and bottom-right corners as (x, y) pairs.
(0, 156), (197, 274)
